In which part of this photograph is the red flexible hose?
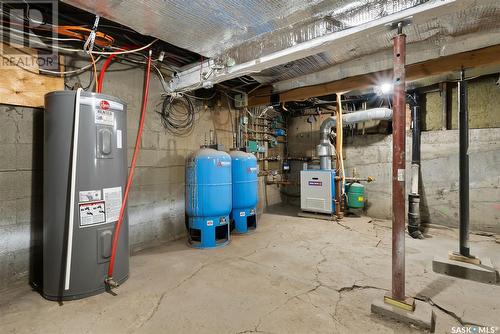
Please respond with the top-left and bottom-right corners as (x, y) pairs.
(97, 53), (118, 93)
(107, 51), (152, 279)
(97, 45), (134, 93)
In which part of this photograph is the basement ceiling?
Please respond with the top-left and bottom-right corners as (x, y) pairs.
(267, 0), (500, 91)
(64, 0), (500, 95)
(63, 0), (427, 58)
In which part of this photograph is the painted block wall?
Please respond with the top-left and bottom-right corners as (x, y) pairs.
(285, 78), (500, 233)
(0, 62), (282, 291)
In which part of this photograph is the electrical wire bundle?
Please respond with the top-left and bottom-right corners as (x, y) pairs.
(157, 94), (196, 136)
(0, 2), (199, 95)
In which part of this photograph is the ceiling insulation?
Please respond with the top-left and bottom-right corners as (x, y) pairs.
(271, 0), (500, 92)
(63, 0), (426, 59)
(64, 0), (500, 96)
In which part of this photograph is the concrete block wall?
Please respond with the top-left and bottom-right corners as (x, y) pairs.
(0, 105), (43, 291)
(0, 62), (281, 291)
(341, 129), (500, 233)
(286, 102), (500, 233)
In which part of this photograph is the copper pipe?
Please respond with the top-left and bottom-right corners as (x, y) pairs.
(391, 25), (406, 302)
(335, 93), (343, 218)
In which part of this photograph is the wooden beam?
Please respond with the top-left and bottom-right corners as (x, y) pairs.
(248, 85), (273, 106)
(248, 44), (500, 106)
(0, 44), (64, 108)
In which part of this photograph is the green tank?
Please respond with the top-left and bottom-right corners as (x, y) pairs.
(346, 183), (365, 208)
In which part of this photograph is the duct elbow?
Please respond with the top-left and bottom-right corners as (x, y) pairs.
(319, 117), (336, 139)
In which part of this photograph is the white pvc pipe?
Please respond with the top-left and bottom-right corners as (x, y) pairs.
(64, 88), (82, 291)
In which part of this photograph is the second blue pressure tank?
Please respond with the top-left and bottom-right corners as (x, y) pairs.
(186, 147), (232, 248)
(230, 150), (258, 233)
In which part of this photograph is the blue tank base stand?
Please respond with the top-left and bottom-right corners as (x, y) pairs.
(187, 215), (231, 249)
(231, 207), (257, 234)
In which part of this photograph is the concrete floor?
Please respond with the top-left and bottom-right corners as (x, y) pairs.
(1, 205), (499, 334)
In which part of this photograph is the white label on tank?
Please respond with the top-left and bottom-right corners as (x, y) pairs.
(217, 161), (230, 167)
(103, 187), (122, 223)
(207, 220), (213, 226)
(240, 211), (246, 217)
(95, 108), (114, 126)
(80, 96), (124, 112)
(116, 130), (122, 149)
(248, 167), (258, 173)
(79, 201), (106, 227)
(79, 189), (101, 202)
(397, 169), (405, 182)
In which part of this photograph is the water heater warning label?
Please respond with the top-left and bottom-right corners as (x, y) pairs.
(95, 108), (114, 126)
(79, 190), (101, 202)
(79, 201), (106, 227)
(103, 187), (122, 223)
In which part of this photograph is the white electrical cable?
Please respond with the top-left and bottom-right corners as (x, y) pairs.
(153, 64), (173, 93)
(91, 39), (159, 55)
(0, 32), (88, 52)
(0, 30), (158, 56)
(64, 87), (82, 291)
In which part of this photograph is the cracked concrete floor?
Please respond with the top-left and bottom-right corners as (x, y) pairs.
(1, 205), (499, 334)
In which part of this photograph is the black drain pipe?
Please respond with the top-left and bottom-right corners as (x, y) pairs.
(408, 92), (424, 239)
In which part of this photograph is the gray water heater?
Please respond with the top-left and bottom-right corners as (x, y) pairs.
(43, 90), (129, 300)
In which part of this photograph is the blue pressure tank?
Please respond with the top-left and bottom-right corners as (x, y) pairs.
(186, 147), (232, 248)
(230, 150), (258, 233)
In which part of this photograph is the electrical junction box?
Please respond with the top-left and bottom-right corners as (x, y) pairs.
(246, 140), (265, 153)
(246, 140), (259, 152)
(234, 93), (248, 108)
(300, 170), (336, 214)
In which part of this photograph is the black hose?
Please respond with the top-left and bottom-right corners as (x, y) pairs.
(157, 95), (196, 136)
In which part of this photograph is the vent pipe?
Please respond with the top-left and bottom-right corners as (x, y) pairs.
(316, 107), (393, 169)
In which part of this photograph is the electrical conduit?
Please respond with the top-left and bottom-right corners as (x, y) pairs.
(106, 50), (153, 286)
(64, 87), (83, 291)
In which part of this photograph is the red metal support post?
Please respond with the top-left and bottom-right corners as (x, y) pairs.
(391, 23), (406, 302)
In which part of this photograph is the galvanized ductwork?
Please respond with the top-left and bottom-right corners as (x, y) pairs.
(317, 107), (393, 169)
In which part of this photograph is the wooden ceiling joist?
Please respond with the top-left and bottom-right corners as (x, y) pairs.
(248, 44), (500, 106)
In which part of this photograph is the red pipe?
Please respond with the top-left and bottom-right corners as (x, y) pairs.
(97, 53), (119, 93)
(107, 50), (153, 281)
(97, 45), (134, 93)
